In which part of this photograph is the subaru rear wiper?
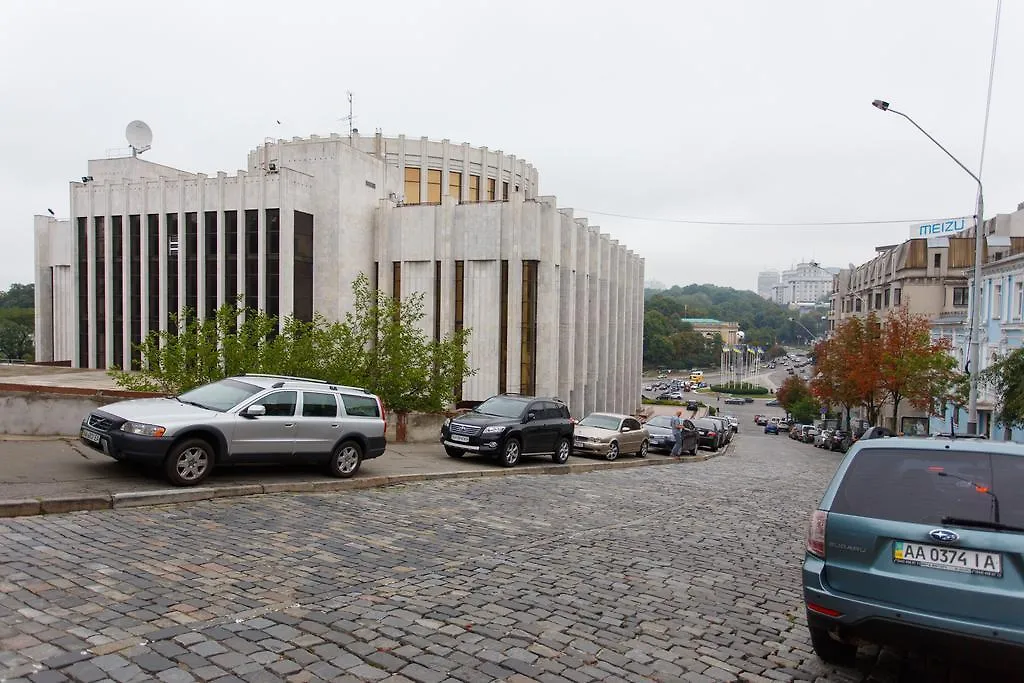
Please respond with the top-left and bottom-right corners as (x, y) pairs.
(940, 517), (1024, 533)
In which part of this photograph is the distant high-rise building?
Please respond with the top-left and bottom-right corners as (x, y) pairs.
(757, 270), (780, 299)
(771, 262), (837, 305)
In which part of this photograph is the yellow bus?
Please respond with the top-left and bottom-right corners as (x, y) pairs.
(689, 370), (704, 383)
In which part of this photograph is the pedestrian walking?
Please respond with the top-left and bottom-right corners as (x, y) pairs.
(670, 409), (684, 457)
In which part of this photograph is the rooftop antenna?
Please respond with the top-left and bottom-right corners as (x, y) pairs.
(125, 120), (153, 157)
(338, 91), (355, 142)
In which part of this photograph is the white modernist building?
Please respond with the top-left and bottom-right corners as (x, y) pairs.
(33, 132), (645, 417)
(771, 261), (838, 305)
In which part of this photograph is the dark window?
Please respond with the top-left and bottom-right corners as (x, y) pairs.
(342, 394), (380, 418)
(224, 210), (238, 310)
(934, 253), (942, 269)
(520, 260), (539, 396)
(184, 212), (198, 315)
(854, 297), (862, 312)
(258, 391), (297, 417)
(77, 218), (88, 367)
(831, 447), (1024, 528)
(454, 260), (465, 402)
(129, 215), (141, 369)
(266, 208), (280, 320)
(147, 215), (159, 334)
(392, 261), (401, 302)
(499, 260), (509, 394)
(94, 217), (105, 368)
(302, 392), (338, 418)
(111, 216), (123, 369)
(953, 287), (969, 307)
(502, 181), (509, 201)
(625, 418), (642, 431)
(166, 213), (179, 329)
(293, 211), (314, 322)
(433, 260), (441, 342)
(874, 292), (882, 309)
(204, 212), (218, 318)
(884, 288), (890, 308)
(487, 178), (496, 201)
(244, 209), (259, 312)
(894, 288), (901, 307)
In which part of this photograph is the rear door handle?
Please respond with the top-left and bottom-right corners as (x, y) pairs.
(331, 424), (339, 428)
(284, 423), (295, 428)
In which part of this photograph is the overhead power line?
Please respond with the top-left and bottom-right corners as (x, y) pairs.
(575, 208), (934, 227)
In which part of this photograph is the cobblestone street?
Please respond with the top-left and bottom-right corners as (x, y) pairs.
(0, 422), (1003, 682)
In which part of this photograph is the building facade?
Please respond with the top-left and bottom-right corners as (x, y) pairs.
(771, 261), (835, 306)
(33, 132), (645, 418)
(680, 318), (739, 346)
(756, 270), (779, 300)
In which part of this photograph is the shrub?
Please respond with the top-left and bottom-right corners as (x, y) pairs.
(710, 382), (770, 396)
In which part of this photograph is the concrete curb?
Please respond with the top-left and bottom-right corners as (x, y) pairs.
(0, 447), (732, 519)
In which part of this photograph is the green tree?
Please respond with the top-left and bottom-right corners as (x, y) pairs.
(0, 283), (34, 309)
(0, 318), (33, 360)
(982, 347), (1024, 430)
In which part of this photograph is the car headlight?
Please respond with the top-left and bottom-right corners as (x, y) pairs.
(120, 421), (166, 437)
(443, 417), (451, 428)
(482, 425), (506, 434)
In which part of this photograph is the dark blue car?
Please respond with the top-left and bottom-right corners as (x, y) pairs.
(764, 421), (779, 435)
(803, 438), (1024, 668)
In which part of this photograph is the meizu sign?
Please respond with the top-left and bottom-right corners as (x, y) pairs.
(910, 217), (973, 238)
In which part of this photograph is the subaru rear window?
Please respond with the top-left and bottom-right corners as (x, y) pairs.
(831, 448), (1024, 528)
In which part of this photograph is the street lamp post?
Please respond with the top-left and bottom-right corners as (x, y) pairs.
(871, 100), (985, 434)
(789, 317), (818, 345)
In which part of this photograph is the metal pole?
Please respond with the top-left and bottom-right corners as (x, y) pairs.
(967, 190), (984, 433)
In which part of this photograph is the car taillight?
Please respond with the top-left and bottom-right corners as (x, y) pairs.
(807, 510), (827, 558)
(377, 397), (387, 423)
(708, 431), (716, 437)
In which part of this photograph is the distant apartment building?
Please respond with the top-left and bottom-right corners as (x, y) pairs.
(771, 261), (836, 306)
(830, 204), (1024, 433)
(680, 318), (739, 346)
(756, 270), (779, 299)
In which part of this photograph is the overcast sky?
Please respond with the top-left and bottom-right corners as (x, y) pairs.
(2, 0), (1021, 293)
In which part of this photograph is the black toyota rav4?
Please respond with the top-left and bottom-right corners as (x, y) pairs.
(440, 394), (574, 467)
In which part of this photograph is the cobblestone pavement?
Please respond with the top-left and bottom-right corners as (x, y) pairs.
(0, 417), (1010, 682)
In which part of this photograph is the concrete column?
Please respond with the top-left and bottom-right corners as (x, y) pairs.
(121, 184), (131, 367)
(597, 235), (611, 412)
(585, 227), (600, 416)
(216, 173), (226, 312)
(236, 172), (246, 318)
(33, 218), (53, 362)
(257, 172), (266, 313)
(607, 240), (620, 412)
(177, 184), (185, 323)
(103, 186), (114, 369)
(573, 220), (589, 418)
(86, 186), (97, 368)
(464, 259), (501, 401)
(196, 175), (207, 322)
(139, 182), (150, 344)
(157, 180), (168, 333)
(280, 186), (295, 324)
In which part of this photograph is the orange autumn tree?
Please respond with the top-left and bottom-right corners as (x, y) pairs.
(811, 334), (861, 429)
(812, 314), (884, 425)
(878, 306), (957, 430)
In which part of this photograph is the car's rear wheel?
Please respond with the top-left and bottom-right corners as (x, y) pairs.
(444, 446), (465, 458)
(636, 440), (648, 458)
(605, 442), (619, 461)
(164, 438), (214, 486)
(552, 437), (570, 464)
(329, 440), (363, 478)
(808, 625), (857, 667)
(500, 439), (521, 467)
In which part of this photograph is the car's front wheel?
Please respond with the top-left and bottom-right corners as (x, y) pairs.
(605, 441), (619, 461)
(552, 437), (570, 464)
(808, 625), (857, 667)
(500, 439), (521, 467)
(329, 440), (363, 478)
(164, 438), (214, 486)
(444, 446), (465, 458)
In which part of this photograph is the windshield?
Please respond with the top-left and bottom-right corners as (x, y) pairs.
(578, 414), (622, 430)
(474, 396), (529, 419)
(647, 416), (673, 428)
(832, 448), (1024, 530)
(177, 378), (263, 412)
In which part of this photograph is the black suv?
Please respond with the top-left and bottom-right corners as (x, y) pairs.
(440, 394), (574, 467)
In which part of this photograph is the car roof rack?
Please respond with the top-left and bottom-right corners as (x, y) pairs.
(242, 373), (329, 384)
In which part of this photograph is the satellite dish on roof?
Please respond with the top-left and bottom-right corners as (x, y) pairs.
(125, 120), (153, 157)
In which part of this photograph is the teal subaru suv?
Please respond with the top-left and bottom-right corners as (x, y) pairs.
(802, 437), (1024, 668)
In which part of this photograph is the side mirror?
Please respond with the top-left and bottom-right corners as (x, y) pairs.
(243, 404), (266, 418)
(621, 426), (631, 432)
(525, 412), (536, 423)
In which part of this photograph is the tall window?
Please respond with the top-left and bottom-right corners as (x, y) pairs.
(884, 288), (890, 308)
(224, 210), (238, 310)
(893, 287), (901, 307)
(468, 175), (480, 202)
(874, 292), (882, 310)
(933, 253), (942, 269)
(1016, 282), (1024, 321)
(993, 283), (1002, 319)
(427, 169), (442, 204)
(853, 297), (862, 313)
(111, 216), (123, 369)
(952, 287), (969, 307)
(95, 217), (106, 368)
(204, 212), (218, 318)
(129, 216), (141, 369)
(147, 215), (159, 334)
(404, 167), (420, 204)
(244, 209), (259, 311)
(392, 261), (402, 302)
(433, 261), (441, 342)
(448, 172), (462, 202)
(520, 260), (539, 396)
(293, 211), (314, 322)
(166, 213), (179, 328)
(454, 260), (465, 402)
(499, 260), (509, 394)
(266, 209), (280, 320)
(185, 212), (198, 314)
(502, 181), (509, 201)
(487, 178), (496, 201)
(77, 218), (88, 367)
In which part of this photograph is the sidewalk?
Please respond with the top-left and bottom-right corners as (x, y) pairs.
(0, 436), (730, 518)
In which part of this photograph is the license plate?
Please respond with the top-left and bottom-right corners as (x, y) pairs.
(450, 434), (469, 443)
(893, 541), (1002, 578)
(81, 428), (102, 444)
(574, 438), (584, 446)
